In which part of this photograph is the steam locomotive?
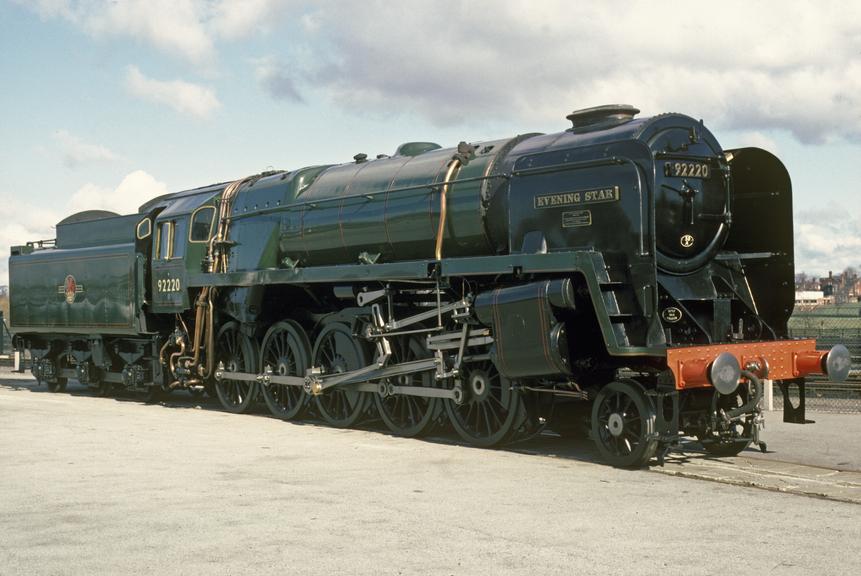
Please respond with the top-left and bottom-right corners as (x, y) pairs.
(9, 105), (850, 466)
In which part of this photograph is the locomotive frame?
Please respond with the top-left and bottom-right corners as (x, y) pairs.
(9, 105), (851, 466)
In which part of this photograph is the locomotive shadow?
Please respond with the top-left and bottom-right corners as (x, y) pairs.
(2, 372), (725, 467)
(0, 375), (223, 409)
(0, 373), (61, 393)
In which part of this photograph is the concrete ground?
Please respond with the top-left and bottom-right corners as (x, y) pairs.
(1, 370), (859, 576)
(741, 411), (861, 471)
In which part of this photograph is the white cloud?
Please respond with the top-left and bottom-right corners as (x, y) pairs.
(210, 0), (294, 39)
(282, 0), (861, 143)
(0, 170), (167, 285)
(20, 0), (296, 65)
(52, 130), (118, 168)
(22, 0), (215, 65)
(125, 66), (221, 119)
(0, 196), (59, 286)
(68, 170), (169, 215)
(720, 131), (780, 155)
(23, 1), (861, 144)
(795, 207), (861, 276)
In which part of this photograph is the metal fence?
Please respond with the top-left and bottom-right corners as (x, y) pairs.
(787, 302), (861, 413)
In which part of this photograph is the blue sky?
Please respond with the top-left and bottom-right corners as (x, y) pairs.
(1, 0), (859, 284)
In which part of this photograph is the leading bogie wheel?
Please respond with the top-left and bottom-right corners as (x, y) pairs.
(444, 359), (522, 448)
(374, 333), (439, 438)
(590, 379), (658, 467)
(312, 322), (370, 428)
(260, 320), (311, 421)
(214, 322), (259, 414)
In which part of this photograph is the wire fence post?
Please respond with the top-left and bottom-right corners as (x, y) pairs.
(763, 378), (774, 411)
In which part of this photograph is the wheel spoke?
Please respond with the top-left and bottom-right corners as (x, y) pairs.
(313, 323), (367, 428)
(591, 381), (658, 467)
(445, 361), (520, 447)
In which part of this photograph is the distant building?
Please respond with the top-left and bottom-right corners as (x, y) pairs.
(815, 270), (860, 304)
(795, 290), (833, 306)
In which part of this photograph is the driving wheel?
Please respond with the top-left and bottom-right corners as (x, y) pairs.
(260, 320), (311, 420)
(214, 322), (259, 414)
(312, 322), (370, 428)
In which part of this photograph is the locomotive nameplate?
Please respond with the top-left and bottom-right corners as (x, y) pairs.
(562, 210), (592, 228)
(534, 186), (619, 209)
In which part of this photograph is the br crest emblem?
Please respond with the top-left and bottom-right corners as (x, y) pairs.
(59, 274), (84, 304)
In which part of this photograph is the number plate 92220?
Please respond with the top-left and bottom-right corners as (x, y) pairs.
(664, 161), (711, 179)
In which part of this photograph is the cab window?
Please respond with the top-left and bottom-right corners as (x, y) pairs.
(190, 206), (216, 242)
(173, 219), (187, 258)
(136, 217), (152, 239)
(156, 222), (171, 259)
(155, 218), (187, 260)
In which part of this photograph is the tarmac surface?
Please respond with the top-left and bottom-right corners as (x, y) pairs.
(1, 370), (859, 576)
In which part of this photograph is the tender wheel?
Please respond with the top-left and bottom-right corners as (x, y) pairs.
(444, 360), (522, 448)
(96, 380), (114, 397)
(312, 322), (370, 428)
(145, 385), (167, 403)
(214, 322), (259, 414)
(591, 379), (658, 467)
(47, 380), (67, 393)
(260, 321), (311, 421)
(698, 387), (754, 457)
(47, 355), (68, 393)
(374, 334), (439, 438)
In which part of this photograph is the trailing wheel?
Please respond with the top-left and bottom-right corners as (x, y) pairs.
(312, 322), (370, 428)
(444, 360), (522, 448)
(698, 386), (754, 457)
(591, 379), (658, 467)
(214, 322), (259, 414)
(374, 334), (439, 438)
(260, 321), (311, 420)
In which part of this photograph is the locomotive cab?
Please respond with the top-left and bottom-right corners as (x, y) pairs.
(146, 185), (223, 314)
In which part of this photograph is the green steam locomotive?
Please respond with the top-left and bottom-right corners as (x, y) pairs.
(9, 105), (850, 466)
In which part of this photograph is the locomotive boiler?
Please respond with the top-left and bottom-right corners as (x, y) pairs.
(9, 105), (851, 466)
